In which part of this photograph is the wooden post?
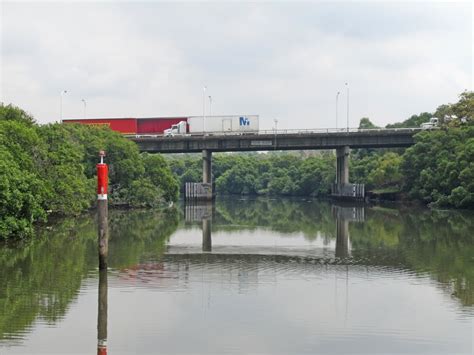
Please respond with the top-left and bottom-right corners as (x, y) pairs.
(97, 151), (108, 270)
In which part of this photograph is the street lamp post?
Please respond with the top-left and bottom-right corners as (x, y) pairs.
(202, 86), (207, 132)
(336, 91), (340, 130)
(60, 90), (68, 123)
(208, 95), (212, 117)
(273, 119), (278, 150)
(81, 99), (87, 119)
(345, 83), (349, 132)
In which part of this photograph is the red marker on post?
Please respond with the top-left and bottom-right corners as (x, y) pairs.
(97, 150), (109, 271)
(97, 150), (108, 201)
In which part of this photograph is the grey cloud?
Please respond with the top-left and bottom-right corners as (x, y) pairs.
(1, 1), (471, 128)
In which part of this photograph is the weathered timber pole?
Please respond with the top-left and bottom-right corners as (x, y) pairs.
(97, 269), (108, 355)
(97, 151), (109, 270)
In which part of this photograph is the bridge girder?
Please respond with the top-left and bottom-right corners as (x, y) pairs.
(131, 129), (418, 154)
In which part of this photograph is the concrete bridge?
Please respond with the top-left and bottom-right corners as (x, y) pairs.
(130, 128), (423, 199)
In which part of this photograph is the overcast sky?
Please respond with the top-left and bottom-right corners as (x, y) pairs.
(1, 1), (472, 129)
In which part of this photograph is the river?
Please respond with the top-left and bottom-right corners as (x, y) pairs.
(0, 197), (473, 354)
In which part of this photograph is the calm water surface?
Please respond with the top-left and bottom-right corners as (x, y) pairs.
(0, 197), (473, 354)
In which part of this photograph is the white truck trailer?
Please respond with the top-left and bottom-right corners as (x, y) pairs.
(164, 115), (259, 136)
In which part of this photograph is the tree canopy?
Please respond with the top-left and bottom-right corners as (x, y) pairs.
(0, 103), (179, 239)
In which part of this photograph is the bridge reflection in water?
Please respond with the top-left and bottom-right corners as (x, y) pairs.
(87, 200), (471, 354)
(185, 201), (365, 259)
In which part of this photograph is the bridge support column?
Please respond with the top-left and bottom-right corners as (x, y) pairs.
(202, 150), (212, 184)
(336, 146), (350, 187)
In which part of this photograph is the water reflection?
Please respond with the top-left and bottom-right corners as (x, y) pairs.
(0, 197), (473, 352)
(202, 219), (212, 252)
(97, 270), (107, 355)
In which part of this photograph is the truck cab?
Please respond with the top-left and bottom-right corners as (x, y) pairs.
(164, 121), (187, 136)
(420, 117), (439, 129)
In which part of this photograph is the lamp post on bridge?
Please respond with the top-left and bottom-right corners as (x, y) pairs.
(60, 90), (68, 123)
(202, 86), (207, 132)
(345, 82), (349, 132)
(208, 95), (212, 117)
(336, 91), (340, 130)
(81, 99), (87, 119)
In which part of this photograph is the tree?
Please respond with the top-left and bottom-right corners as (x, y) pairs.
(0, 103), (36, 126)
(0, 148), (46, 238)
(359, 117), (378, 129)
(386, 112), (432, 128)
(141, 153), (179, 202)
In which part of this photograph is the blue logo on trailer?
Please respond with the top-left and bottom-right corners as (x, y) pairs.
(239, 116), (250, 126)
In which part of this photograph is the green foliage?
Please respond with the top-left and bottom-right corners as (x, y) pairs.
(169, 153), (335, 197)
(359, 117), (378, 129)
(141, 153), (179, 202)
(0, 104), (178, 239)
(434, 91), (474, 126)
(0, 148), (46, 237)
(37, 124), (95, 214)
(125, 178), (164, 208)
(386, 112), (432, 128)
(0, 103), (36, 126)
(402, 126), (474, 208)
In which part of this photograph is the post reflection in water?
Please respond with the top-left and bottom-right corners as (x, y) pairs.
(97, 270), (108, 355)
(335, 218), (349, 258)
(333, 204), (365, 259)
(185, 201), (214, 252)
(202, 218), (212, 252)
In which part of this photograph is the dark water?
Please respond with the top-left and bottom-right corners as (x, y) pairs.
(0, 197), (473, 354)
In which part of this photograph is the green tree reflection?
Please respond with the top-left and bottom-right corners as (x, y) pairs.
(0, 209), (179, 342)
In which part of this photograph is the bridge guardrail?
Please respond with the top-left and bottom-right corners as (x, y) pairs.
(129, 127), (431, 139)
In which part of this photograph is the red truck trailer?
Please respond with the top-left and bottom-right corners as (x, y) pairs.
(137, 117), (188, 134)
(63, 117), (189, 135)
(63, 118), (138, 134)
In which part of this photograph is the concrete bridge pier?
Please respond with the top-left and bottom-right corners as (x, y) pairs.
(336, 146), (350, 187)
(202, 150), (212, 184)
(332, 146), (364, 199)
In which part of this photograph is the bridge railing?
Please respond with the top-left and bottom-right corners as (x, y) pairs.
(256, 127), (426, 135)
(129, 127), (431, 139)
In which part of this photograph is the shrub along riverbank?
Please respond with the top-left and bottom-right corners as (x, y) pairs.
(0, 104), (179, 239)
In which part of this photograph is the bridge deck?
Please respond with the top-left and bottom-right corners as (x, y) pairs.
(131, 128), (423, 153)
